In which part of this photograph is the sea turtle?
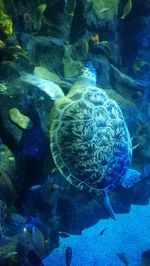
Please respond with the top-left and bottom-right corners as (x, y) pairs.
(21, 63), (142, 219)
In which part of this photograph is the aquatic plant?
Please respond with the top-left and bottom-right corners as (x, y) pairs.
(0, 13), (13, 36)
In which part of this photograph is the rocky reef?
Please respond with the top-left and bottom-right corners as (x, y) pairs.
(0, 0), (150, 264)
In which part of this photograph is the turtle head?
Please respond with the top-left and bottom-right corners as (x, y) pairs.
(80, 62), (97, 83)
(80, 62), (96, 80)
(74, 62), (97, 87)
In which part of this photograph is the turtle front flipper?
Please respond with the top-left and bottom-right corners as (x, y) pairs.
(21, 72), (64, 101)
(103, 194), (116, 220)
(120, 168), (142, 189)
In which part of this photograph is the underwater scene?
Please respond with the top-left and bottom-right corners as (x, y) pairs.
(0, 0), (150, 265)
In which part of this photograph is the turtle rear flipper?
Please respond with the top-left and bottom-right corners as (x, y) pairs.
(21, 72), (64, 100)
(120, 168), (141, 189)
(103, 194), (116, 220)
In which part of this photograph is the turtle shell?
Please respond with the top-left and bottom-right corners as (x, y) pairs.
(50, 86), (132, 196)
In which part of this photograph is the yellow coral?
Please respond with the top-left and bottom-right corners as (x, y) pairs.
(0, 13), (13, 36)
(9, 108), (32, 130)
(91, 34), (100, 44)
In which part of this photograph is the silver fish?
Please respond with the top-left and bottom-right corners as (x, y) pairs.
(31, 226), (45, 256)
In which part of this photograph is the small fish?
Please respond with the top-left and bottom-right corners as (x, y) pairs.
(117, 252), (129, 265)
(29, 184), (42, 191)
(99, 8), (110, 13)
(6, 251), (18, 258)
(65, 246), (72, 266)
(31, 226), (45, 256)
(132, 143), (140, 150)
(99, 41), (109, 45)
(59, 231), (72, 238)
(121, 0), (132, 20)
(99, 227), (107, 236)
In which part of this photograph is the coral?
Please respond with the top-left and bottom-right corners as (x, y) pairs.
(0, 168), (16, 204)
(0, 41), (30, 63)
(7, 45), (30, 62)
(0, 236), (18, 256)
(0, 13), (13, 36)
(34, 66), (60, 83)
(22, 11), (33, 32)
(9, 108), (32, 130)
(91, 0), (119, 22)
(63, 57), (82, 78)
(0, 0), (4, 13)
(72, 39), (89, 61)
(133, 122), (150, 165)
(0, 144), (15, 182)
(23, 12), (31, 24)
(0, 200), (7, 235)
(0, 83), (7, 92)
(0, 39), (5, 48)
(33, 3), (47, 32)
(90, 34), (100, 44)
(37, 3), (47, 19)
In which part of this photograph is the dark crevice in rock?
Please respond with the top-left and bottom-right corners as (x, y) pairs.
(69, 0), (86, 42)
(118, 0), (150, 67)
(46, 0), (65, 26)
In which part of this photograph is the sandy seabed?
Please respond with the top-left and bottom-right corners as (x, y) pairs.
(43, 203), (150, 266)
